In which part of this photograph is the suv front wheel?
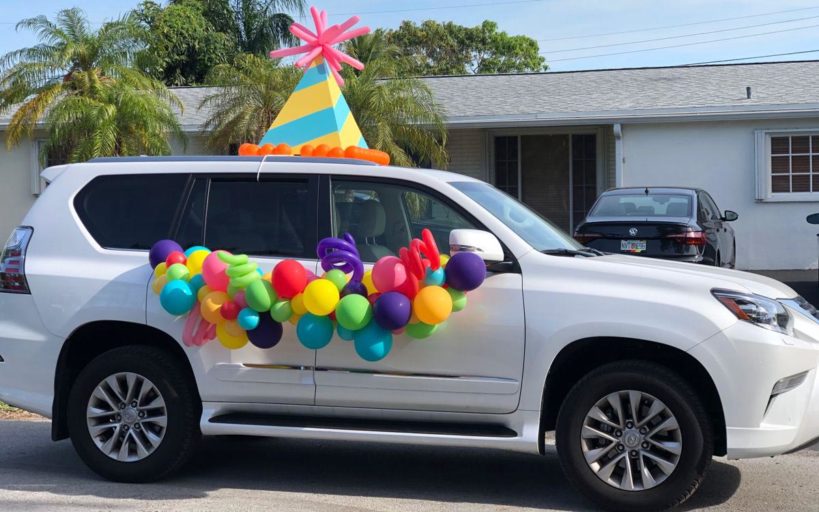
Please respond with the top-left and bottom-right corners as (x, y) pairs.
(67, 345), (200, 482)
(556, 361), (713, 511)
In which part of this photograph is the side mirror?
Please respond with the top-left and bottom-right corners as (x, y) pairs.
(449, 229), (504, 263)
(808, 213), (819, 225)
(722, 210), (739, 222)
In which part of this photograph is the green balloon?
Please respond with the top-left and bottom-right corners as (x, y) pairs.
(270, 299), (292, 323)
(335, 294), (372, 331)
(246, 279), (275, 312)
(406, 322), (439, 339)
(166, 263), (190, 282)
(448, 288), (467, 312)
(324, 269), (348, 291)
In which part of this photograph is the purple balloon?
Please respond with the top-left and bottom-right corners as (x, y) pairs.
(247, 315), (283, 349)
(316, 233), (364, 283)
(373, 291), (411, 331)
(149, 239), (184, 269)
(341, 280), (368, 298)
(445, 252), (486, 292)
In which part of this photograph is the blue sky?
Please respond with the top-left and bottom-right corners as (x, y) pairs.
(1, 0), (819, 71)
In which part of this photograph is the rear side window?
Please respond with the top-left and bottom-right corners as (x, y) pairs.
(204, 179), (316, 258)
(74, 174), (188, 250)
(589, 193), (692, 218)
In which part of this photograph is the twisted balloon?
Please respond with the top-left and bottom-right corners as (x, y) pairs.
(317, 232), (364, 283)
(268, 6), (370, 86)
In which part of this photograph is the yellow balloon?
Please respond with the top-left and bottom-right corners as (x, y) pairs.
(154, 262), (168, 278)
(217, 321), (248, 349)
(291, 293), (307, 316)
(262, 271), (273, 282)
(151, 274), (167, 295)
(186, 250), (210, 275)
(200, 291), (229, 324)
(439, 254), (450, 267)
(413, 286), (452, 325)
(289, 313), (302, 325)
(303, 278), (340, 316)
(362, 270), (377, 295)
(197, 285), (212, 303)
(223, 319), (245, 337)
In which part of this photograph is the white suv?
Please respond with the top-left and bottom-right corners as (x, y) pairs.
(2, 156), (818, 511)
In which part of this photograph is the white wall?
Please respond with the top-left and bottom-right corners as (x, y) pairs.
(446, 128), (488, 180)
(621, 118), (819, 270)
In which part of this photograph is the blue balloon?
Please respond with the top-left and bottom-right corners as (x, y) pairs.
(248, 315), (282, 349)
(159, 280), (195, 315)
(424, 267), (446, 286)
(256, 268), (264, 276)
(337, 324), (354, 341)
(188, 274), (205, 295)
(353, 322), (393, 362)
(184, 245), (210, 257)
(297, 314), (334, 349)
(237, 308), (260, 330)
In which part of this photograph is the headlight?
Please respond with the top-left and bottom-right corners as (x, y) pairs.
(712, 289), (793, 335)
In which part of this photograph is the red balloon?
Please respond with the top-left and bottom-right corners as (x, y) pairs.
(396, 273), (420, 299)
(368, 292), (381, 305)
(220, 301), (240, 321)
(165, 251), (186, 267)
(273, 259), (308, 299)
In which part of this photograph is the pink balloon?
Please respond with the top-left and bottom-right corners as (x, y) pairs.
(202, 251), (229, 291)
(233, 290), (248, 309)
(183, 304), (216, 347)
(372, 256), (407, 293)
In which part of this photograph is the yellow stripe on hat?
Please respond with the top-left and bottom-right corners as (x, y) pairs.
(296, 111), (364, 152)
(269, 77), (342, 129)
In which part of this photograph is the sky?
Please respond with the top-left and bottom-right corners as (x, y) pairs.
(1, 0), (819, 72)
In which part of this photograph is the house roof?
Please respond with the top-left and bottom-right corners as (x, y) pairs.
(5, 60), (819, 132)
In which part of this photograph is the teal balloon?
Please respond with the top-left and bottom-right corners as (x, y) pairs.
(184, 245), (209, 257)
(353, 322), (393, 361)
(159, 280), (195, 315)
(337, 324), (354, 341)
(238, 308), (260, 330)
(297, 314), (334, 349)
(424, 267), (446, 286)
(188, 274), (205, 295)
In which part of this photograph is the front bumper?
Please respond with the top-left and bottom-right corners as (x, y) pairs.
(689, 307), (819, 459)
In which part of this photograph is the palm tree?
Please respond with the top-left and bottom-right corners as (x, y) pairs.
(194, 0), (306, 55)
(0, 8), (183, 162)
(200, 53), (301, 151)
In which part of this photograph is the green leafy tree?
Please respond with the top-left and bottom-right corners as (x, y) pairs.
(135, 0), (237, 86)
(0, 8), (183, 162)
(388, 20), (547, 75)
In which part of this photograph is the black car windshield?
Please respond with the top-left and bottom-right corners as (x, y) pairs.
(589, 193), (692, 218)
(451, 181), (582, 252)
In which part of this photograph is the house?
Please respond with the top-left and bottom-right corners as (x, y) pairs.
(2, 60), (819, 270)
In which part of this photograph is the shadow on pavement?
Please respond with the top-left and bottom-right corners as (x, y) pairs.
(0, 420), (741, 510)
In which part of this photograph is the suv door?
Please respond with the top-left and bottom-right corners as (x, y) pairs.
(148, 174), (320, 405)
(314, 176), (526, 414)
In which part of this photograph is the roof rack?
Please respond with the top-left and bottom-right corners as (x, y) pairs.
(87, 155), (378, 166)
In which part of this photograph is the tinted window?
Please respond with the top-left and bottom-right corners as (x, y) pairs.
(589, 193), (692, 218)
(74, 174), (188, 250)
(700, 193), (721, 220)
(332, 179), (477, 261)
(205, 179), (316, 258)
(175, 178), (207, 248)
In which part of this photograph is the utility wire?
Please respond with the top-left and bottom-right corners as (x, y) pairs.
(685, 49), (819, 65)
(546, 22), (819, 62)
(538, 6), (819, 42)
(545, 14), (819, 54)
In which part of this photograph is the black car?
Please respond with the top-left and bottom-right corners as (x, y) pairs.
(574, 187), (738, 267)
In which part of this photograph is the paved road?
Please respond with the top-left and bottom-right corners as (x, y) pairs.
(0, 420), (817, 512)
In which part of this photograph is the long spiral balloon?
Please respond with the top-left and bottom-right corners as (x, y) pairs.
(317, 232), (364, 284)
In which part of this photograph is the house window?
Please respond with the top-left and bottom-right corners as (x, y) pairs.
(756, 130), (819, 201)
(494, 136), (519, 198)
(571, 133), (598, 223)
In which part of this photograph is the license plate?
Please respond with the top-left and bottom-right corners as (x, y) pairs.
(620, 240), (647, 253)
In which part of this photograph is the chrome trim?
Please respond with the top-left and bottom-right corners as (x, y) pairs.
(240, 363), (517, 382)
(781, 297), (819, 325)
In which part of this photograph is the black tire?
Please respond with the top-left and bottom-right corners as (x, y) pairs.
(555, 361), (713, 512)
(67, 345), (201, 482)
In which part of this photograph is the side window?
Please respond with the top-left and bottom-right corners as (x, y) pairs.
(74, 174), (189, 250)
(697, 193), (713, 222)
(205, 178), (317, 258)
(702, 193), (721, 220)
(332, 179), (478, 262)
(175, 178), (207, 248)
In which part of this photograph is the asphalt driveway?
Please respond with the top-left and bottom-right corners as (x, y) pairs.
(0, 419), (817, 511)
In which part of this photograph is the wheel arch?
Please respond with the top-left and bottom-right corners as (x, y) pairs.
(52, 321), (199, 441)
(539, 337), (726, 456)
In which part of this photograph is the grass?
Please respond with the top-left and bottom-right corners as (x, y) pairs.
(0, 401), (17, 412)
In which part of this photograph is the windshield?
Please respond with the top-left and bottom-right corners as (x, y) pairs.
(451, 181), (581, 251)
(589, 193), (693, 218)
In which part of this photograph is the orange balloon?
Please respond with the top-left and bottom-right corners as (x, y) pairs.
(257, 143), (275, 155)
(273, 143), (292, 155)
(412, 286), (452, 325)
(300, 144), (314, 156)
(197, 285), (212, 303)
(238, 143), (259, 156)
(201, 291), (229, 324)
(313, 144), (331, 157)
(328, 146), (345, 158)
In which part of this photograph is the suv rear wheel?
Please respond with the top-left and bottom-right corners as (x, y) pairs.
(555, 361), (712, 511)
(67, 346), (200, 482)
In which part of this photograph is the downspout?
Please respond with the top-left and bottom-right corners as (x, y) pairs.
(613, 123), (624, 187)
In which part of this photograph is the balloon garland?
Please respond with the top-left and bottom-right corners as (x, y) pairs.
(149, 229), (487, 362)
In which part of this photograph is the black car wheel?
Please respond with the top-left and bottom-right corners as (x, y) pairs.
(556, 361), (713, 511)
(67, 345), (200, 482)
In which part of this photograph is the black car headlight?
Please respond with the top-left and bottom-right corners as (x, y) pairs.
(712, 289), (793, 335)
